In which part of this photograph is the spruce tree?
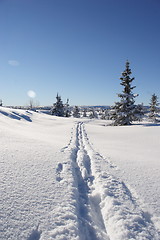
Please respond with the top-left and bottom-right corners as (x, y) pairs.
(51, 93), (64, 117)
(111, 61), (137, 125)
(100, 109), (106, 120)
(149, 94), (159, 122)
(82, 108), (87, 118)
(64, 99), (71, 117)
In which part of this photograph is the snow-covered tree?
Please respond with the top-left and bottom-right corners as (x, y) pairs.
(73, 106), (80, 118)
(149, 94), (159, 122)
(82, 108), (87, 118)
(111, 61), (138, 125)
(51, 94), (64, 117)
(105, 109), (111, 120)
(89, 109), (98, 119)
(0, 99), (3, 106)
(64, 98), (71, 117)
(100, 109), (106, 120)
(100, 108), (111, 120)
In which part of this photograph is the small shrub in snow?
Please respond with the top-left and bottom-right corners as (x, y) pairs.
(73, 106), (80, 118)
(0, 99), (3, 106)
(82, 109), (87, 118)
(89, 109), (98, 119)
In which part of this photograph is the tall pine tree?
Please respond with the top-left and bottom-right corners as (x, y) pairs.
(111, 61), (137, 125)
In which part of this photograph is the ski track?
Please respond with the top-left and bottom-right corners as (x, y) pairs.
(59, 121), (160, 240)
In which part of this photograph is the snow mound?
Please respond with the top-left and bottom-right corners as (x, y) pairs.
(0, 107), (33, 122)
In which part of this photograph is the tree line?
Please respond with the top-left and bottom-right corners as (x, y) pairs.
(50, 61), (159, 125)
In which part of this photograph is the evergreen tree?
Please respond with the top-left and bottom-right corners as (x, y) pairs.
(89, 109), (98, 119)
(111, 61), (138, 125)
(104, 109), (110, 120)
(82, 108), (87, 118)
(0, 99), (2, 106)
(100, 109), (106, 120)
(64, 98), (71, 117)
(149, 94), (159, 122)
(73, 106), (80, 118)
(51, 93), (64, 117)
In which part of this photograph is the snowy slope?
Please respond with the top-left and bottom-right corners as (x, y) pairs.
(85, 120), (160, 237)
(0, 107), (160, 240)
(0, 107), (76, 240)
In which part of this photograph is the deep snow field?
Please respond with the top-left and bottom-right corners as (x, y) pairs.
(0, 107), (160, 240)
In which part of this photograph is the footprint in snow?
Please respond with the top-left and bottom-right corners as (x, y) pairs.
(56, 163), (63, 182)
(56, 163), (63, 172)
(27, 226), (41, 240)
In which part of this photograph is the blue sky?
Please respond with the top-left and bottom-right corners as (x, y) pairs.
(0, 0), (160, 106)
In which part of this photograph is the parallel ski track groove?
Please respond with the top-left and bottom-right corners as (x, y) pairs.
(72, 122), (109, 240)
(62, 121), (160, 240)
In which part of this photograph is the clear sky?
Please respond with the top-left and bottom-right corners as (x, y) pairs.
(0, 0), (160, 106)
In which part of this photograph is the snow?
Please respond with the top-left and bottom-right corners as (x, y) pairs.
(85, 120), (160, 236)
(1, 107), (160, 239)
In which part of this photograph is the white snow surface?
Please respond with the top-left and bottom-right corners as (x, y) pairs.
(0, 107), (160, 240)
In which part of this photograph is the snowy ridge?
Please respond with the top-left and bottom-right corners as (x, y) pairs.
(60, 122), (160, 240)
(0, 107), (33, 122)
